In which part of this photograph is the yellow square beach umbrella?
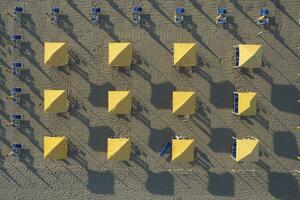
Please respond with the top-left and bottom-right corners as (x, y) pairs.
(172, 139), (195, 162)
(44, 42), (68, 67)
(44, 136), (67, 160)
(107, 138), (130, 161)
(232, 137), (259, 162)
(44, 90), (68, 113)
(236, 44), (262, 68)
(172, 91), (196, 115)
(173, 43), (196, 67)
(109, 42), (132, 67)
(234, 92), (257, 116)
(108, 91), (131, 114)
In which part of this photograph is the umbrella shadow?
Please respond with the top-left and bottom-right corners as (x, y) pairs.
(208, 128), (235, 153)
(87, 169), (115, 194)
(207, 172), (234, 197)
(273, 131), (299, 159)
(271, 83), (300, 115)
(88, 82), (115, 107)
(210, 81), (235, 108)
(150, 82), (175, 109)
(148, 127), (175, 152)
(257, 160), (300, 200)
(88, 126), (114, 151)
(145, 171), (175, 195)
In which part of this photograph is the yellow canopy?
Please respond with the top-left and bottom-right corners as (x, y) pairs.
(108, 91), (131, 114)
(108, 42), (132, 67)
(236, 92), (257, 116)
(235, 137), (259, 162)
(237, 44), (262, 68)
(172, 91), (196, 115)
(172, 139), (194, 162)
(44, 90), (68, 113)
(107, 138), (130, 161)
(173, 43), (196, 67)
(44, 136), (67, 159)
(44, 42), (68, 67)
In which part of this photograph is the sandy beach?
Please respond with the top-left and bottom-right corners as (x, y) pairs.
(0, 0), (299, 199)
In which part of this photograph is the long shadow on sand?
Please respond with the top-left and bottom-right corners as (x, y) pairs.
(20, 149), (52, 188)
(0, 15), (9, 47)
(19, 69), (43, 100)
(67, 0), (92, 24)
(22, 13), (43, 44)
(59, 15), (92, 56)
(0, 154), (21, 187)
(273, 131), (299, 159)
(270, 0), (299, 27)
(184, 15), (218, 58)
(99, 14), (119, 41)
(141, 14), (172, 54)
(147, 0), (174, 25)
(19, 120), (43, 152)
(188, 0), (216, 25)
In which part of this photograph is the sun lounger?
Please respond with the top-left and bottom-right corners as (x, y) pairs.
(50, 6), (61, 23)
(175, 7), (185, 24)
(159, 142), (172, 156)
(132, 6), (143, 25)
(216, 7), (227, 25)
(257, 8), (269, 26)
(11, 34), (22, 42)
(231, 137), (237, 160)
(90, 7), (102, 24)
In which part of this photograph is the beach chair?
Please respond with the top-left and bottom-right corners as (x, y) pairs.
(159, 142), (172, 156)
(233, 92), (239, 114)
(11, 34), (22, 43)
(132, 5), (143, 25)
(11, 114), (22, 128)
(11, 62), (22, 76)
(50, 6), (62, 24)
(216, 7), (227, 25)
(233, 47), (239, 67)
(231, 137), (237, 160)
(257, 8), (269, 26)
(11, 87), (22, 103)
(90, 7), (102, 24)
(175, 7), (185, 24)
(12, 143), (22, 158)
(12, 6), (23, 25)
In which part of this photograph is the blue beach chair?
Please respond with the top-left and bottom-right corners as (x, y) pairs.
(159, 142), (172, 156)
(216, 7), (227, 25)
(257, 8), (269, 26)
(50, 6), (61, 24)
(90, 7), (102, 24)
(132, 5), (143, 25)
(175, 7), (185, 24)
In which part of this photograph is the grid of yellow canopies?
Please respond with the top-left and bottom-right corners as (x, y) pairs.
(43, 42), (262, 162)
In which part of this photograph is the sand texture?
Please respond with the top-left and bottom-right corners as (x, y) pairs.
(0, 0), (299, 199)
